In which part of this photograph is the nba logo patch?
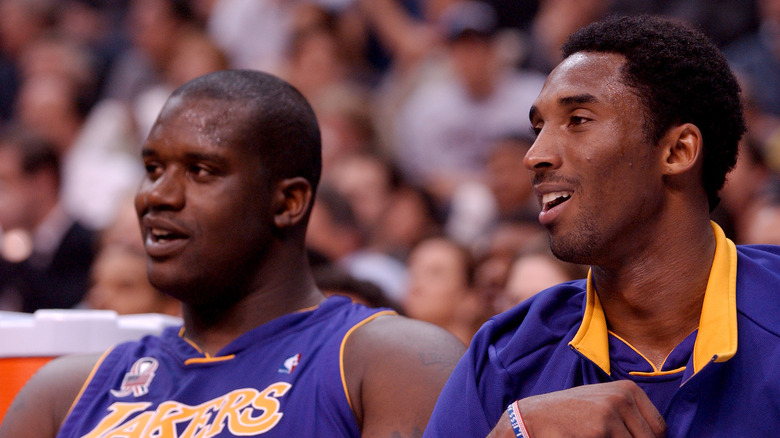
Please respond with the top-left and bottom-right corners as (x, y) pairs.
(111, 357), (159, 398)
(278, 353), (301, 374)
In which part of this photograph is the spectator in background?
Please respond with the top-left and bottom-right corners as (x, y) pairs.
(204, 0), (293, 73)
(740, 183), (780, 245)
(283, 6), (352, 101)
(323, 150), (444, 262)
(403, 236), (491, 346)
(0, 0), (54, 121)
(100, 0), (198, 104)
(372, 184), (443, 260)
(712, 139), (775, 240)
(610, 0), (759, 48)
(0, 128), (95, 312)
(521, 0), (608, 74)
(393, 1), (544, 204)
(325, 152), (396, 237)
(132, 28), (230, 139)
(495, 237), (588, 313)
(306, 185), (409, 302)
(446, 132), (540, 248)
(313, 265), (402, 312)
(310, 84), (376, 171)
(56, 0), (128, 99)
(14, 38), (142, 230)
(726, 0), (780, 118)
(85, 244), (180, 316)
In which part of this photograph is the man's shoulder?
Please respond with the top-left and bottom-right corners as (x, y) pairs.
(474, 279), (588, 366)
(342, 313), (466, 435)
(735, 245), (780, 336)
(345, 313), (465, 370)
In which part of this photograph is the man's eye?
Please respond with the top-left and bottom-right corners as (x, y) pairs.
(144, 163), (162, 178)
(569, 116), (588, 126)
(190, 164), (213, 178)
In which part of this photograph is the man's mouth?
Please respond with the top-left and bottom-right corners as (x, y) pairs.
(541, 191), (572, 211)
(150, 227), (187, 242)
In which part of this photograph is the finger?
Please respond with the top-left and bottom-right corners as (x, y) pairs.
(622, 383), (667, 437)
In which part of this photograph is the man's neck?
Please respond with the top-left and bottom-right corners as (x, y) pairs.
(592, 220), (717, 368)
(180, 251), (325, 356)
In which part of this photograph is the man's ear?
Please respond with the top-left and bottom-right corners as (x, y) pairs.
(273, 177), (314, 229)
(661, 123), (703, 176)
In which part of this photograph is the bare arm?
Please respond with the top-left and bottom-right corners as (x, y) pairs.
(0, 354), (101, 437)
(487, 381), (666, 438)
(344, 315), (466, 438)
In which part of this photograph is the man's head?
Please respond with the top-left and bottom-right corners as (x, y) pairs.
(0, 129), (60, 232)
(561, 15), (746, 209)
(168, 69), (322, 192)
(135, 70), (321, 302)
(525, 16), (745, 266)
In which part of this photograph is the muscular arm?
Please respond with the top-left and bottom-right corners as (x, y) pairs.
(0, 353), (100, 437)
(487, 381), (666, 438)
(344, 315), (466, 438)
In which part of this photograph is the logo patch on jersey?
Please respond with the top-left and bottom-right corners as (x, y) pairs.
(278, 353), (301, 374)
(111, 357), (159, 398)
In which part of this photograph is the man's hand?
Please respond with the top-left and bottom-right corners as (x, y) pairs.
(487, 380), (666, 438)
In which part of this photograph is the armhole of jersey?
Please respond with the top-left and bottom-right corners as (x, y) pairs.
(61, 346), (115, 423)
(338, 310), (397, 411)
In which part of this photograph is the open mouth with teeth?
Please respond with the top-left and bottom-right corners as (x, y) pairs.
(542, 191), (572, 211)
(150, 228), (187, 242)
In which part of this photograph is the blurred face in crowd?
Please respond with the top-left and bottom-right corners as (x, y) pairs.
(328, 154), (392, 230)
(450, 34), (498, 99)
(0, 144), (49, 232)
(87, 246), (179, 316)
(129, 0), (185, 64)
(742, 203), (780, 245)
(501, 254), (571, 311)
(403, 237), (469, 327)
(16, 75), (81, 152)
(487, 137), (534, 215)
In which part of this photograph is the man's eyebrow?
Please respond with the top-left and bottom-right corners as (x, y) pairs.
(528, 93), (599, 122)
(558, 94), (598, 106)
(140, 149), (230, 167)
(185, 151), (230, 167)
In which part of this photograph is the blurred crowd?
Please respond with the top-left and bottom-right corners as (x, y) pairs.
(1, 0), (779, 346)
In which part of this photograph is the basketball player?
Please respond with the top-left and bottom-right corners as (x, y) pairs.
(0, 70), (465, 437)
(425, 15), (780, 437)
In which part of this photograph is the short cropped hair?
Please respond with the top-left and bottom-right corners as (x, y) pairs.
(171, 70), (322, 193)
(561, 15), (746, 209)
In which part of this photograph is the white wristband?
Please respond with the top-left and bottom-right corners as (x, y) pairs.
(507, 400), (531, 438)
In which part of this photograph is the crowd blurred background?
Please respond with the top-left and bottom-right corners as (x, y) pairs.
(1, 0), (779, 346)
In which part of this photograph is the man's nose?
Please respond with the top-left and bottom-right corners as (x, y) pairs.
(137, 167), (185, 212)
(523, 128), (562, 172)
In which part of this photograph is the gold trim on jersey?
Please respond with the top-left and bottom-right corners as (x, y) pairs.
(63, 347), (115, 421)
(338, 310), (397, 411)
(609, 330), (690, 376)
